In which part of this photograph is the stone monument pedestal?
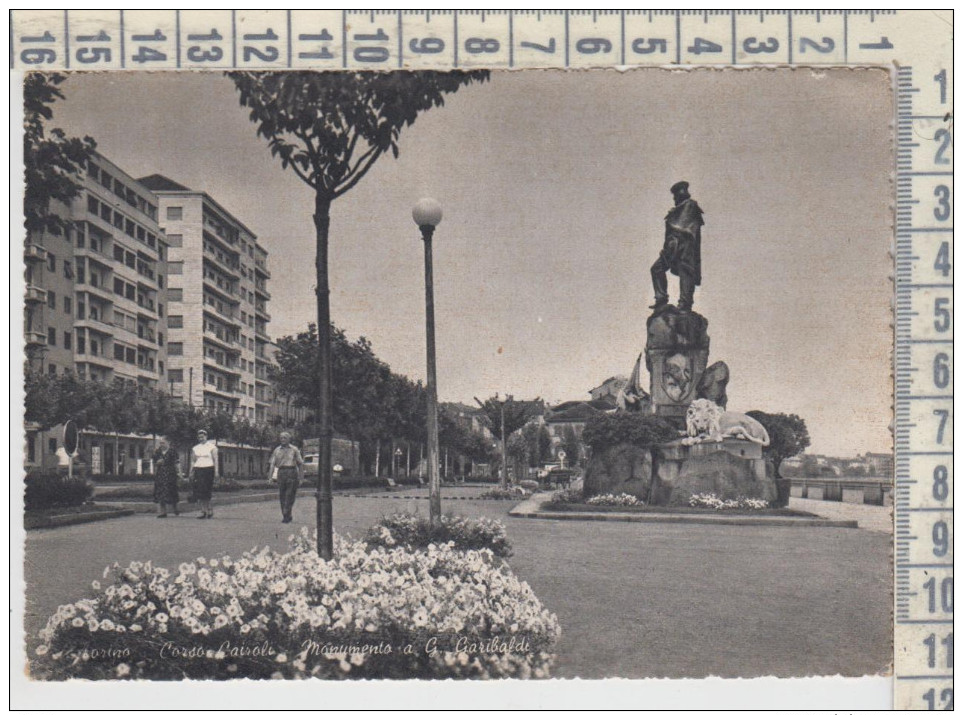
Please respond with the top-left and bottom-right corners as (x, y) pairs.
(650, 437), (775, 506)
(645, 307), (710, 424)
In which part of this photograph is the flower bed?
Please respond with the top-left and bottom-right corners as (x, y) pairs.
(32, 530), (560, 680)
(25, 473), (93, 511)
(364, 513), (512, 558)
(688, 493), (770, 510)
(586, 493), (641, 507)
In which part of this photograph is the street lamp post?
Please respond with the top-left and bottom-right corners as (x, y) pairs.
(413, 198), (443, 526)
(497, 393), (511, 488)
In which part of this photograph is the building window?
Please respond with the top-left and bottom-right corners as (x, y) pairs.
(49, 437), (57, 454)
(159, 360), (164, 375)
(166, 233), (183, 247)
(114, 344), (125, 361)
(47, 327), (56, 346)
(64, 296), (72, 314)
(87, 195), (99, 214)
(77, 334), (85, 354)
(168, 342), (183, 356)
(166, 206), (183, 220)
(47, 253), (56, 272)
(168, 369), (184, 383)
(46, 291), (56, 309)
(113, 277), (124, 296)
(48, 364), (57, 375)
(168, 315), (183, 329)
(64, 331), (72, 350)
(168, 288), (183, 302)
(63, 261), (73, 279)
(158, 332), (164, 347)
(168, 261), (184, 275)
(114, 245), (125, 262)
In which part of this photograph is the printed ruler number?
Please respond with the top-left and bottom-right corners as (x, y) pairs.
(923, 688), (954, 711)
(923, 632), (953, 668)
(932, 465), (950, 501)
(934, 69), (948, 104)
(186, 29), (223, 63)
(688, 37), (722, 55)
(465, 38), (499, 54)
(298, 30), (333, 61)
(933, 185), (952, 221)
(354, 29), (389, 63)
(933, 409), (949, 444)
(409, 37), (444, 54)
(243, 29), (279, 63)
(934, 129), (952, 165)
(520, 38), (555, 53)
(19, 30), (56, 65)
(934, 242), (951, 277)
(923, 576), (954, 613)
(933, 352), (950, 389)
(799, 36), (835, 54)
(932, 520), (951, 557)
(743, 37), (779, 54)
(631, 38), (667, 55)
(75, 30), (111, 64)
(575, 37), (612, 55)
(934, 297), (951, 332)
(132, 30), (167, 64)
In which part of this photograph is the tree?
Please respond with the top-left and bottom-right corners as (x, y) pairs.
(229, 71), (489, 557)
(23, 73), (96, 238)
(745, 411), (811, 478)
(473, 395), (544, 486)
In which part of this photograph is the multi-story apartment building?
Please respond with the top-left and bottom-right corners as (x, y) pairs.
(138, 175), (271, 422)
(24, 153), (169, 473)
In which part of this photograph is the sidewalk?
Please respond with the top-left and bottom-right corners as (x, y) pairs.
(787, 497), (892, 533)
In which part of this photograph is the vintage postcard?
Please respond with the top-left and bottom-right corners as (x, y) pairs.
(11, 9), (933, 710)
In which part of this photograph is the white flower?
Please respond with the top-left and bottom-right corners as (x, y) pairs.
(35, 645), (49, 656)
(116, 663), (130, 677)
(71, 618), (84, 628)
(276, 653), (288, 663)
(91, 581), (101, 590)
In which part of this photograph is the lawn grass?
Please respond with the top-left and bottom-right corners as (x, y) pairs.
(542, 501), (819, 518)
(24, 503), (126, 529)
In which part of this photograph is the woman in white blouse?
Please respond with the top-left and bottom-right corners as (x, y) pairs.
(188, 429), (218, 519)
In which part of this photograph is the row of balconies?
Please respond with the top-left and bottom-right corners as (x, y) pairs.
(24, 243), (49, 262)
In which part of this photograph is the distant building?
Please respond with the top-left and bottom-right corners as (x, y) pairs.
(24, 152), (169, 475)
(444, 403), (495, 441)
(139, 174), (273, 422)
(860, 452), (894, 479)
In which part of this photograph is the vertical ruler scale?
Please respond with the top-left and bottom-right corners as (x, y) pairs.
(7, 8), (954, 707)
(893, 62), (954, 711)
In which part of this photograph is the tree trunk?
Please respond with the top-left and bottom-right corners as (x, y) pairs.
(314, 193), (334, 560)
(375, 438), (381, 478)
(406, 442), (411, 478)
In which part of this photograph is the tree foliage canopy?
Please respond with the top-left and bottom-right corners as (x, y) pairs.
(581, 412), (678, 452)
(745, 411), (811, 476)
(227, 71), (489, 197)
(23, 73), (96, 236)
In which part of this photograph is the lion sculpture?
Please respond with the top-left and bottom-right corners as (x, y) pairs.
(683, 398), (770, 446)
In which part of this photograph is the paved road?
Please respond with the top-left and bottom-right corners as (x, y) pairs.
(22, 490), (891, 679)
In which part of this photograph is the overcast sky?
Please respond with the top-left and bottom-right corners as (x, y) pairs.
(49, 68), (893, 457)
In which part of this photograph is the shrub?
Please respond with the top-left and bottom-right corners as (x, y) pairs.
(24, 473), (93, 511)
(586, 493), (641, 507)
(688, 492), (769, 510)
(549, 487), (582, 505)
(364, 513), (512, 558)
(581, 412), (678, 452)
(32, 530), (559, 680)
(478, 486), (529, 500)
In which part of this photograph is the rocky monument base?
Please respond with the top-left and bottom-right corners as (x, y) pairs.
(652, 438), (775, 506)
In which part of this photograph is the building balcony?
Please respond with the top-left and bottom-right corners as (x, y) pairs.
(25, 286), (48, 303)
(135, 298), (158, 317)
(204, 355), (242, 375)
(74, 245), (114, 270)
(25, 330), (48, 346)
(255, 327), (270, 340)
(75, 318), (115, 336)
(76, 282), (116, 303)
(254, 306), (271, 323)
(24, 243), (49, 262)
(254, 259), (271, 278)
(204, 331), (242, 354)
(203, 303), (240, 325)
(203, 251), (241, 276)
(75, 352), (115, 370)
(204, 277), (240, 304)
(203, 384), (242, 401)
(254, 283), (271, 300)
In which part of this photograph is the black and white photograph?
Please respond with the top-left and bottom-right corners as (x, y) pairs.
(12, 9), (947, 708)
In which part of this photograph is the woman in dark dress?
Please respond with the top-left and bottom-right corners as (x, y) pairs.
(153, 437), (180, 518)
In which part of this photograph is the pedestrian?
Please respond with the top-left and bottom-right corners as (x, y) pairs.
(188, 429), (218, 519)
(268, 431), (303, 523)
(152, 437), (180, 518)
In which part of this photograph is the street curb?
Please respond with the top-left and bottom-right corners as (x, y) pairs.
(101, 492), (279, 513)
(339, 494), (525, 502)
(25, 508), (137, 531)
(508, 493), (859, 529)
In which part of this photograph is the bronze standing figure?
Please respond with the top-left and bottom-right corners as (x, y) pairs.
(650, 181), (704, 311)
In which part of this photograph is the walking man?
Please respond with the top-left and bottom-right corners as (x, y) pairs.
(268, 432), (304, 523)
(650, 181), (704, 312)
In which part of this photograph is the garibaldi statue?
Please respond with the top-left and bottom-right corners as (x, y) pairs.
(650, 181), (704, 312)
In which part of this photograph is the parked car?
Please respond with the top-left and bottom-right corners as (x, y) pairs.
(303, 453), (319, 479)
